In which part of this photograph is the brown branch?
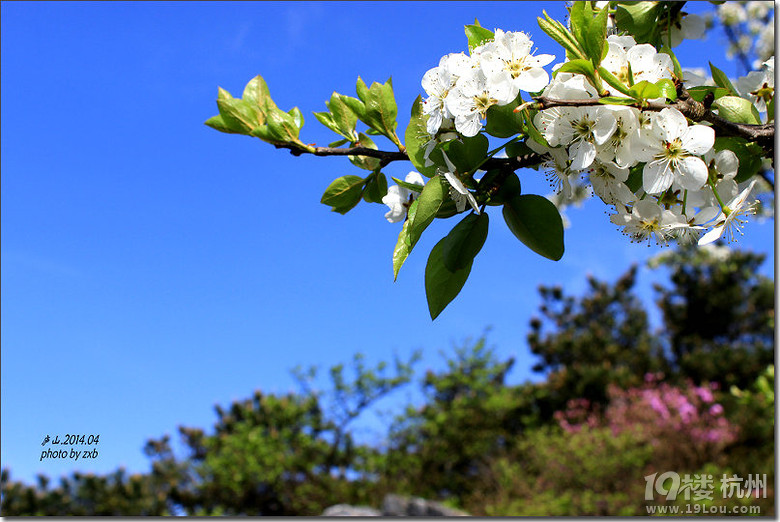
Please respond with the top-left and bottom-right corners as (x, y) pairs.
(533, 90), (775, 156)
(272, 142), (544, 172)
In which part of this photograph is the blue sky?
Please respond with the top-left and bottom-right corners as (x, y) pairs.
(2, 2), (773, 484)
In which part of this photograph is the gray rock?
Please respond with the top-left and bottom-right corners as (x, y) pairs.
(322, 504), (381, 517)
(381, 494), (468, 517)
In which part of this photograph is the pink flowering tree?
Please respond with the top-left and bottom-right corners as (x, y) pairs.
(555, 375), (738, 471)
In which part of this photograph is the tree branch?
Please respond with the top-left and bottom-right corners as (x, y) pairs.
(533, 89), (775, 156)
(272, 143), (544, 172)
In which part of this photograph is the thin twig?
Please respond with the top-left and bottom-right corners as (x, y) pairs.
(272, 142), (544, 172)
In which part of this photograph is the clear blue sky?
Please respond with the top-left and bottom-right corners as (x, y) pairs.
(2, 2), (773, 484)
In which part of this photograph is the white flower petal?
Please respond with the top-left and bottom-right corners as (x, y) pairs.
(569, 140), (596, 170)
(676, 156), (709, 191)
(681, 125), (715, 156)
(643, 159), (675, 194)
(654, 108), (687, 141)
(515, 68), (550, 93)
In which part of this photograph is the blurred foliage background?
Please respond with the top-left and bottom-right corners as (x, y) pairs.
(1, 245), (773, 516)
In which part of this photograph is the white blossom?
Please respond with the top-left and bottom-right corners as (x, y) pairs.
(698, 180), (759, 245)
(382, 171), (424, 223)
(610, 199), (679, 245)
(588, 160), (636, 206)
(475, 29), (555, 96)
(421, 53), (474, 135)
(446, 67), (515, 137)
(632, 108), (714, 194)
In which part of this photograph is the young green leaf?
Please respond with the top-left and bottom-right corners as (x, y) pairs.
(392, 198), (421, 280)
(485, 93), (524, 138)
(425, 237), (474, 320)
(349, 133), (381, 171)
(408, 175), (445, 247)
(242, 75), (274, 110)
(216, 98), (263, 135)
(391, 176), (425, 193)
(465, 24), (494, 52)
(502, 195), (564, 260)
(686, 85), (729, 102)
(712, 95), (762, 124)
(713, 137), (763, 182)
(327, 93), (359, 139)
(554, 59), (596, 81)
(443, 134), (490, 174)
(709, 62), (738, 95)
(654, 78), (678, 100)
(441, 212), (489, 271)
(613, 2), (662, 45)
(628, 80), (662, 101)
(321, 175), (365, 214)
(405, 96), (438, 177)
(598, 66), (632, 96)
(204, 114), (243, 134)
(538, 12), (585, 61)
(659, 46), (683, 79)
(288, 106), (304, 129)
(362, 171), (388, 204)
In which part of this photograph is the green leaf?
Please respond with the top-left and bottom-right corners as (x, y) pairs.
(554, 59), (596, 81)
(713, 137), (763, 182)
(485, 94), (524, 138)
(288, 106), (304, 129)
(404, 96), (438, 177)
(242, 75), (274, 110)
(686, 86), (730, 102)
(425, 236), (473, 320)
(354, 78), (399, 143)
(614, 2), (662, 45)
(626, 164), (643, 192)
(356, 77), (370, 104)
(349, 133), (381, 171)
(363, 172), (388, 204)
(441, 212), (489, 271)
(204, 114), (243, 134)
(598, 66), (632, 96)
(265, 108), (301, 142)
(321, 175), (365, 214)
(341, 95), (366, 122)
(393, 207), (417, 281)
(326, 93), (359, 140)
(505, 140), (534, 158)
(709, 62), (738, 95)
(435, 198), (460, 219)
(521, 108), (551, 147)
(216, 98), (262, 135)
(767, 97), (775, 122)
(465, 24), (494, 52)
(572, 0), (608, 66)
(568, 1), (588, 58)
(482, 170), (522, 205)
(712, 96), (762, 125)
(538, 11), (585, 61)
(598, 96), (638, 106)
(391, 176), (425, 193)
(655, 78), (677, 100)
(392, 203), (415, 281)
(443, 134), (490, 174)
(628, 80), (662, 100)
(659, 46), (683, 79)
(502, 195), (564, 261)
(408, 175), (445, 247)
